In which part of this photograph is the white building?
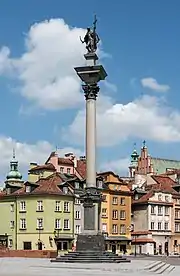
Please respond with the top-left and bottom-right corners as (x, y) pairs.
(131, 175), (177, 255)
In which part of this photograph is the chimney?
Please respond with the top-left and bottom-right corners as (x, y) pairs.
(79, 156), (86, 162)
(73, 156), (77, 168)
(64, 153), (74, 160)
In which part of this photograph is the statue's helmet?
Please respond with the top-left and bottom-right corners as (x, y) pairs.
(87, 27), (90, 31)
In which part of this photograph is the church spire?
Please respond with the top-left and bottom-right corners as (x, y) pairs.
(129, 143), (139, 177)
(12, 148), (15, 159)
(6, 149), (22, 182)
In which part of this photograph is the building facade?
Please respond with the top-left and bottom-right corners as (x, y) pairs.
(131, 175), (179, 255)
(99, 171), (132, 254)
(0, 173), (77, 251)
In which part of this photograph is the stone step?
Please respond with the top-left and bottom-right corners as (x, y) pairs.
(157, 263), (171, 274)
(62, 257), (124, 260)
(145, 261), (175, 274)
(51, 258), (131, 263)
(51, 250), (131, 263)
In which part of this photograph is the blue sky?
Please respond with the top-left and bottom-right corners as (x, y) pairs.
(0, 0), (180, 179)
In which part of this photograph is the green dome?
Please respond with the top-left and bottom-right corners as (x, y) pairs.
(6, 170), (22, 180)
(6, 150), (23, 182)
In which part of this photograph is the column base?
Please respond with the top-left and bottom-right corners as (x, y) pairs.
(76, 233), (105, 252)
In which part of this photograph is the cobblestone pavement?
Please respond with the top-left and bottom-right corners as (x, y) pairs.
(0, 257), (179, 275)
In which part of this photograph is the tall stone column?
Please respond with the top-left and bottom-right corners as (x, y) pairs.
(74, 17), (107, 251)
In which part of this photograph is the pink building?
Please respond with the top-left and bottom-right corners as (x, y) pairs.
(29, 151), (86, 179)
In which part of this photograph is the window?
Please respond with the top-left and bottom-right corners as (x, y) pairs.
(165, 206), (169, 216)
(23, 242), (32, 250)
(112, 210), (118, 219)
(75, 210), (81, 219)
(135, 194), (139, 200)
(64, 219), (70, 229)
(151, 206), (155, 214)
(158, 206), (163, 215)
(175, 209), (180, 219)
(9, 239), (13, 247)
(20, 201), (26, 212)
(75, 225), (81, 234)
(158, 194), (162, 201)
(37, 218), (43, 229)
(102, 195), (107, 201)
(10, 221), (14, 229)
(25, 186), (31, 193)
(120, 198), (125, 205)
(55, 219), (61, 229)
(20, 218), (26, 229)
(102, 208), (107, 217)
(67, 168), (71, 174)
(165, 196), (169, 202)
(151, 222), (155, 230)
(112, 197), (118, 205)
(64, 202), (69, 212)
(60, 167), (64, 173)
(102, 223), (107, 232)
(63, 187), (68, 194)
(112, 224), (118, 233)
(37, 200), (43, 211)
(120, 210), (126, 219)
(164, 222), (169, 230)
(55, 201), (61, 212)
(97, 180), (103, 189)
(75, 198), (81, 205)
(175, 223), (180, 232)
(75, 182), (79, 189)
(120, 224), (126, 234)
(10, 204), (14, 212)
(158, 222), (162, 230)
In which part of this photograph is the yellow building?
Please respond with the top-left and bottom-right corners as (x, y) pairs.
(99, 171), (132, 254)
(0, 172), (76, 251)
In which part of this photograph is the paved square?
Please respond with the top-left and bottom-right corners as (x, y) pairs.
(0, 258), (179, 276)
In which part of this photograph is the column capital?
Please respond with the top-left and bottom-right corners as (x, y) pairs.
(82, 84), (100, 100)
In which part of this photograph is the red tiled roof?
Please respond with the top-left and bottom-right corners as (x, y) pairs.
(76, 160), (86, 178)
(13, 173), (66, 196)
(132, 190), (154, 204)
(45, 151), (56, 164)
(29, 163), (55, 172)
(58, 158), (73, 166)
(132, 176), (178, 204)
(152, 175), (176, 186)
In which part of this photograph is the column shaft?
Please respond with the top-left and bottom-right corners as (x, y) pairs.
(86, 98), (96, 188)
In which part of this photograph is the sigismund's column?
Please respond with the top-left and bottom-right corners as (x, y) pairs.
(74, 16), (107, 251)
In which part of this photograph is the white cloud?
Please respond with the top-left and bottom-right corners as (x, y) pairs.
(0, 18), (108, 111)
(0, 136), (83, 185)
(100, 157), (130, 176)
(141, 77), (170, 92)
(63, 94), (180, 147)
(0, 19), (88, 110)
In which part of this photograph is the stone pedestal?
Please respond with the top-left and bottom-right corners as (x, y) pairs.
(76, 233), (105, 252)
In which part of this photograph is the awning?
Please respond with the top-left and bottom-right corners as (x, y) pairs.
(132, 238), (155, 243)
(105, 236), (131, 241)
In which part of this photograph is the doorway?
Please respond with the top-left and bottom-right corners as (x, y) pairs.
(112, 244), (116, 254)
(164, 241), (169, 256)
(120, 244), (126, 254)
(38, 241), (43, 250)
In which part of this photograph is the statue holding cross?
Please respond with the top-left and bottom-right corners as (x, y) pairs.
(80, 15), (100, 54)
